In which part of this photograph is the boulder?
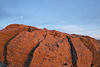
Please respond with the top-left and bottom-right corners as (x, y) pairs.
(0, 24), (99, 67)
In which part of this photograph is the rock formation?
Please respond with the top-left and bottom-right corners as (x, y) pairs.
(0, 24), (100, 67)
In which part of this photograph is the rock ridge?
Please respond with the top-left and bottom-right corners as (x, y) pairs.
(0, 24), (100, 67)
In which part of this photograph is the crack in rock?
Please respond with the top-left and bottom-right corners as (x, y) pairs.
(91, 63), (94, 67)
(27, 27), (32, 32)
(24, 32), (47, 67)
(3, 33), (19, 65)
(67, 36), (77, 67)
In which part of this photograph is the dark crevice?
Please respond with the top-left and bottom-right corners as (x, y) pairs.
(67, 36), (77, 67)
(63, 63), (67, 65)
(27, 26), (32, 32)
(56, 44), (59, 47)
(27, 26), (39, 32)
(3, 33), (19, 65)
(24, 32), (47, 67)
(91, 63), (94, 67)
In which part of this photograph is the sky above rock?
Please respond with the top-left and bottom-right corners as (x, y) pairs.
(0, 0), (100, 39)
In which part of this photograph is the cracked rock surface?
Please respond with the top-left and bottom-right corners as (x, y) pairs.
(0, 24), (100, 67)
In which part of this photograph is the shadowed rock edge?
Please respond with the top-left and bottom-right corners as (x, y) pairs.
(67, 36), (77, 67)
(80, 38), (100, 67)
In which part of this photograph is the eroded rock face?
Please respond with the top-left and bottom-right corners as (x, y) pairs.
(30, 34), (72, 67)
(0, 24), (100, 67)
(0, 24), (29, 63)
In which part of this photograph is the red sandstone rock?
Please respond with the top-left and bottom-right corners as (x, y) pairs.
(72, 34), (100, 67)
(0, 24), (100, 67)
(68, 36), (93, 67)
(79, 37), (100, 67)
(30, 34), (72, 67)
(7, 30), (46, 67)
(0, 24), (29, 63)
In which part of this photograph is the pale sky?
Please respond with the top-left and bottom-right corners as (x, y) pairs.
(0, 0), (100, 39)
